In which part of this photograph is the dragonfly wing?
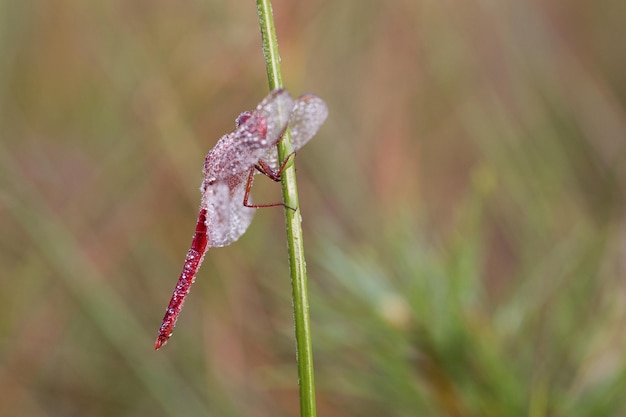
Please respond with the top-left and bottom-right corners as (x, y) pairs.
(289, 94), (329, 151)
(251, 88), (295, 148)
(204, 179), (255, 247)
(262, 94), (328, 170)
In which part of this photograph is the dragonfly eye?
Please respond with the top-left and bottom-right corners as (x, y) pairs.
(235, 112), (252, 127)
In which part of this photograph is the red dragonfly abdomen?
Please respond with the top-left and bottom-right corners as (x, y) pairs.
(155, 209), (209, 350)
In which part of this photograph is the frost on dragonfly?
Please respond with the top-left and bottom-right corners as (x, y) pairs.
(155, 88), (328, 349)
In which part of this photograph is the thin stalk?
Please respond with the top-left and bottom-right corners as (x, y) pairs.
(256, 2), (317, 417)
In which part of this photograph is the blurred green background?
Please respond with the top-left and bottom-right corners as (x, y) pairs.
(1, 0), (626, 416)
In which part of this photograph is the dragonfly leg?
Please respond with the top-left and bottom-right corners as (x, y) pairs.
(243, 167), (296, 211)
(255, 151), (296, 181)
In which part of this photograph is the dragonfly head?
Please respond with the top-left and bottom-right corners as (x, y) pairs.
(235, 112), (269, 143)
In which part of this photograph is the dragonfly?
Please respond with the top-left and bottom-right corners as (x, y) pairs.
(155, 88), (328, 350)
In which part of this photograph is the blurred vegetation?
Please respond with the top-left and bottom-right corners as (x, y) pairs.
(1, 0), (625, 416)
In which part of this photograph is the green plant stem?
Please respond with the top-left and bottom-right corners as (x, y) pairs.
(256, 1), (317, 417)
